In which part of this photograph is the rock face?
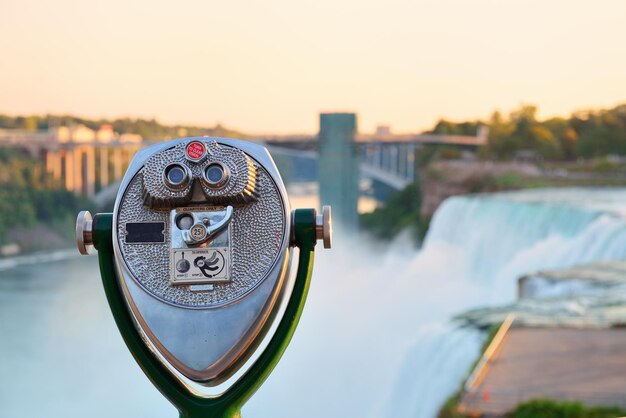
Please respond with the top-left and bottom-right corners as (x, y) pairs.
(519, 261), (626, 299)
(456, 261), (626, 329)
(420, 160), (541, 217)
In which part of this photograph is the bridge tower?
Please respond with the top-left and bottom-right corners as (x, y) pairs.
(318, 113), (359, 232)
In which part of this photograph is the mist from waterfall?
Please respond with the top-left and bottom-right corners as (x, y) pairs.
(248, 188), (626, 418)
(3, 189), (626, 417)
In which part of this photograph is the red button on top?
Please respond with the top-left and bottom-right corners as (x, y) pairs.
(186, 141), (206, 161)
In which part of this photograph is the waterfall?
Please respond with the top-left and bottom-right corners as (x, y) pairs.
(425, 190), (626, 303)
(248, 188), (626, 418)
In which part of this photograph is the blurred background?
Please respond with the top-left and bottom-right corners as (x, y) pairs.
(2, 1), (626, 417)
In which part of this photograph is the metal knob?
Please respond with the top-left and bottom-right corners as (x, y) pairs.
(76, 210), (94, 255)
(315, 205), (332, 249)
(182, 206), (233, 247)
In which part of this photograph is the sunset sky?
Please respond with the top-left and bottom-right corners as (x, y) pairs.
(1, 0), (625, 134)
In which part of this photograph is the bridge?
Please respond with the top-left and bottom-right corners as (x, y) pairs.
(263, 126), (487, 191)
(263, 114), (487, 230)
(0, 125), (142, 198)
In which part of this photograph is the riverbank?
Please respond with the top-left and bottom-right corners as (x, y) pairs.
(0, 247), (77, 271)
(0, 146), (91, 256)
(1, 224), (71, 256)
(0, 217), (76, 257)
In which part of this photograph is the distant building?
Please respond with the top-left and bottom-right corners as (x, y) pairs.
(96, 125), (116, 143)
(43, 124), (143, 145)
(375, 125), (391, 138)
(119, 133), (142, 144)
(55, 125), (96, 143)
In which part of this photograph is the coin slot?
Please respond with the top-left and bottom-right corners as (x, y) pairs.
(175, 213), (194, 230)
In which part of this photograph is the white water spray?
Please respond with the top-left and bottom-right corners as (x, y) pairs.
(247, 188), (626, 418)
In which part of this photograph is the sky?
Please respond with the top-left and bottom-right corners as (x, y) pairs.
(0, 0), (625, 134)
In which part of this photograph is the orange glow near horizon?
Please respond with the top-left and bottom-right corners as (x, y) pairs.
(1, 0), (625, 134)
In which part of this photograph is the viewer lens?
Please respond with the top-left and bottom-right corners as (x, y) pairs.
(164, 164), (189, 189)
(205, 164), (226, 187)
(168, 167), (185, 184)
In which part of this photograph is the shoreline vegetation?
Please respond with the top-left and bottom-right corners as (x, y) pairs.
(0, 147), (90, 255)
(442, 396), (626, 418)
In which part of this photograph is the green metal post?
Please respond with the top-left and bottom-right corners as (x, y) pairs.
(92, 209), (317, 418)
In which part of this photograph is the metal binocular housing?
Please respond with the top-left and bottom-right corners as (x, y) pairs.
(76, 137), (331, 417)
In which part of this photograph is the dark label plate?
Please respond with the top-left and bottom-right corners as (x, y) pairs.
(125, 222), (165, 243)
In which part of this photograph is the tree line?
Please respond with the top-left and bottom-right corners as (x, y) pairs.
(0, 148), (89, 245)
(429, 103), (626, 160)
(3, 104), (626, 160)
(0, 114), (245, 141)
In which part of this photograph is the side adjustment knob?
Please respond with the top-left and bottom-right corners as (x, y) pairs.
(315, 205), (332, 249)
(76, 211), (94, 255)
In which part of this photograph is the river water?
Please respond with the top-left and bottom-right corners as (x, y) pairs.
(2, 187), (626, 418)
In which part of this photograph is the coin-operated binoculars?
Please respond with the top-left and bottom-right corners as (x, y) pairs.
(76, 138), (332, 418)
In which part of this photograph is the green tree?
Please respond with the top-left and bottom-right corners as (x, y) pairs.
(510, 399), (626, 418)
(360, 182), (424, 242)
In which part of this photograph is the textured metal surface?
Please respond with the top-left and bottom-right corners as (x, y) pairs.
(111, 137), (293, 384)
(142, 141), (258, 209)
(117, 141), (286, 308)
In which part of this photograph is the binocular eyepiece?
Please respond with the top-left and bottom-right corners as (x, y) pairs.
(76, 137), (331, 402)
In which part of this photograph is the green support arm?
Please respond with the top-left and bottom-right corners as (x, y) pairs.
(91, 209), (317, 418)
